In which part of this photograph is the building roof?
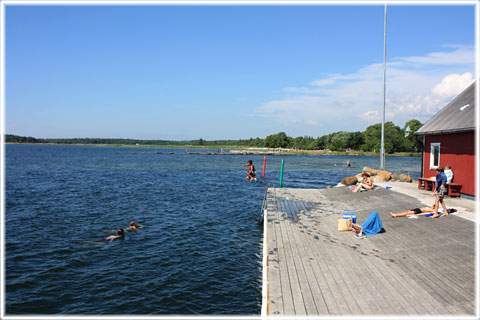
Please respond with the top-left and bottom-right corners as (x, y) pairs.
(415, 81), (476, 136)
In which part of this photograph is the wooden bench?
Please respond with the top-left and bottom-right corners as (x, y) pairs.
(418, 178), (435, 191)
(446, 183), (462, 197)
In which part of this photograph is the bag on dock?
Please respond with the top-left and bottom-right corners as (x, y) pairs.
(338, 218), (353, 232)
(361, 210), (383, 236)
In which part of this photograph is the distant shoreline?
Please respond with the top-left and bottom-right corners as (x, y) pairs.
(5, 142), (421, 157)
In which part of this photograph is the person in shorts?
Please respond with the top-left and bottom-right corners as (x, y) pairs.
(242, 160), (257, 181)
(390, 205), (436, 218)
(431, 166), (449, 218)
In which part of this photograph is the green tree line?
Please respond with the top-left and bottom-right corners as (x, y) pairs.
(5, 119), (423, 153)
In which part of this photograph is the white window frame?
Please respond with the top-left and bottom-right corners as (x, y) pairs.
(430, 142), (440, 169)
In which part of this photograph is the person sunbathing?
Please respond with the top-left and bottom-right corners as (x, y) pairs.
(390, 205), (436, 218)
(390, 205), (456, 218)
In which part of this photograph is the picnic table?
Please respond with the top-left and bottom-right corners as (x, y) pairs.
(417, 178), (435, 191)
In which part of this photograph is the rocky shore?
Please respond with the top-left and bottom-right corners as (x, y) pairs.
(339, 167), (413, 187)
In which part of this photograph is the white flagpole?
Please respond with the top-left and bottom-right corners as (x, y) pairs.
(380, 3), (387, 169)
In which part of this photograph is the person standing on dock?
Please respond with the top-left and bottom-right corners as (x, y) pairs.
(242, 160), (257, 181)
(431, 166), (449, 218)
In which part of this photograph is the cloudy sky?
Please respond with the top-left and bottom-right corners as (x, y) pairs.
(5, 3), (476, 140)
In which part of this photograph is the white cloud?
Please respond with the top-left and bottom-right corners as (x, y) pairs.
(431, 72), (474, 97)
(309, 75), (341, 87)
(358, 110), (379, 121)
(399, 46), (474, 66)
(256, 45), (475, 134)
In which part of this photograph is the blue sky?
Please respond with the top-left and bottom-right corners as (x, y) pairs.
(5, 3), (476, 140)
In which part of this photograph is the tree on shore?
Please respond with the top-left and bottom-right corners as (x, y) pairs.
(264, 132), (291, 148)
(361, 122), (405, 154)
(402, 119), (423, 152)
(5, 134), (39, 143)
(5, 119), (423, 153)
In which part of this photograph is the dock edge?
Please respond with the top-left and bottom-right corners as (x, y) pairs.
(261, 208), (268, 318)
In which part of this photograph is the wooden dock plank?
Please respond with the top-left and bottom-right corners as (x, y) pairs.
(277, 199), (307, 316)
(337, 188), (475, 314)
(314, 191), (413, 315)
(266, 206), (282, 316)
(281, 204), (317, 315)
(318, 209), (414, 315)
(292, 203), (383, 315)
(283, 200), (330, 315)
(290, 201), (373, 315)
(273, 202), (295, 316)
(283, 198), (345, 315)
(284, 195), (364, 315)
(265, 186), (476, 316)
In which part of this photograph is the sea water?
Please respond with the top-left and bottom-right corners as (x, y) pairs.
(5, 144), (421, 314)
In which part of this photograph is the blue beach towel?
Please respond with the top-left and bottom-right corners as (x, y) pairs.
(361, 210), (383, 236)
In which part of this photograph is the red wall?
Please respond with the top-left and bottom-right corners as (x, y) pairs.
(423, 131), (475, 196)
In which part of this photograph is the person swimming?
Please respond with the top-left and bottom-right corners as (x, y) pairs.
(105, 229), (125, 242)
(126, 221), (144, 231)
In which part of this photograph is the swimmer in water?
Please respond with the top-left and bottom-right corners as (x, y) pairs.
(126, 221), (144, 231)
(105, 229), (125, 242)
(242, 160), (257, 181)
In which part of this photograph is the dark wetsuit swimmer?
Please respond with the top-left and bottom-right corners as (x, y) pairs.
(105, 229), (125, 241)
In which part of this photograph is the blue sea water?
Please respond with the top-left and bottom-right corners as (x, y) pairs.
(5, 144), (421, 314)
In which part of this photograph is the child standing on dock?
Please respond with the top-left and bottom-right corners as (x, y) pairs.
(431, 166), (449, 218)
(243, 160), (257, 181)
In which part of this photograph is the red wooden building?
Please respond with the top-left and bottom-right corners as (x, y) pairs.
(415, 81), (476, 197)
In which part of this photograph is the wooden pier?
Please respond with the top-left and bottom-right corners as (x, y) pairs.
(263, 186), (476, 316)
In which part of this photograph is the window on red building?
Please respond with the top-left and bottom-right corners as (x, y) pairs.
(430, 142), (440, 169)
